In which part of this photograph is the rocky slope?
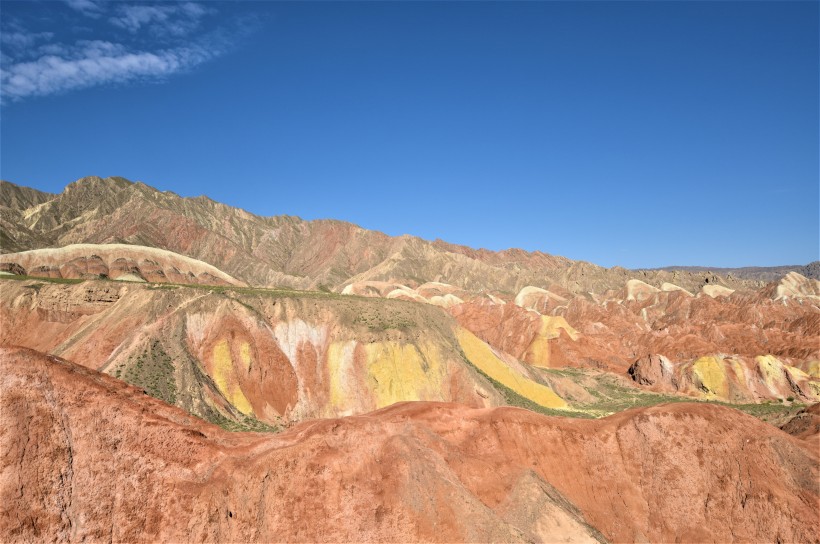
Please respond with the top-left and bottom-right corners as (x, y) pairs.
(627, 354), (819, 402)
(0, 176), (774, 293)
(346, 273), (820, 403)
(0, 244), (245, 286)
(655, 261), (820, 281)
(0, 277), (570, 428)
(0, 181), (54, 253)
(781, 403), (820, 441)
(2, 347), (817, 543)
(2, 265), (817, 420)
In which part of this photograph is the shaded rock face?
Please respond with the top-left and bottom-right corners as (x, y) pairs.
(0, 263), (24, 276)
(780, 403), (820, 444)
(0, 181), (55, 253)
(2, 347), (818, 543)
(627, 354), (677, 387)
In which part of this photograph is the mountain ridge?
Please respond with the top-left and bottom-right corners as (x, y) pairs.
(0, 176), (814, 293)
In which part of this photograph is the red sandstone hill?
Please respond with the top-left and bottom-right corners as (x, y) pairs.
(0, 277), (569, 428)
(450, 276), (820, 370)
(2, 347), (818, 543)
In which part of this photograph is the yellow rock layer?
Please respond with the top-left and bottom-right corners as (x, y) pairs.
(328, 339), (451, 412)
(239, 341), (252, 370)
(542, 315), (579, 341)
(364, 341), (446, 407)
(212, 339), (254, 415)
(755, 355), (787, 393)
(524, 316), (579, 369)
(524, 334), (550, 368)
(691, 356), (728, 398)
(457, 327), (567, 409)
(785, 365), (811, 381)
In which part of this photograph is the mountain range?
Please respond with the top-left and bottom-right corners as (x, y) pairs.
(3, 176), (815, 294)
(1, 175), (818, 543)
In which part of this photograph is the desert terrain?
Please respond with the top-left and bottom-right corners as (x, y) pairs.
(1, 176), (818, 542)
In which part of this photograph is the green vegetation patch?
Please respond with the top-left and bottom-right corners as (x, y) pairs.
(113, 340), (177, 405)
(206, 410), (281, 433)
(0, 274), (84, 284)
(145, 284), (179, 290)
(538, 367), (809, 424)
(352, 311), (416, 332)
(719, 400), (807, 425)
(556, 371), (690, 416)
(188, 283), (352, 300)
(458, 352), (592, 418)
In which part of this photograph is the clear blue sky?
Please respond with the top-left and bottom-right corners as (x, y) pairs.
(2, 1), (818, 268)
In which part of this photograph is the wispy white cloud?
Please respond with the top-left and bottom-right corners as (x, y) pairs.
(1, 39), (216, 101)
(63, 0), (106, 18)
(0, 0), (253, 105)
(1, 31), (55, 50)
(1, 1), (242, 103)
(110, 2), (211, 36)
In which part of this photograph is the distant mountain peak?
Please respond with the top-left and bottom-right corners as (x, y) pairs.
(1, 176), (811, 291)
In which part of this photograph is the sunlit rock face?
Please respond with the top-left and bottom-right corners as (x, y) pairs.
(0, 244), (244, 286)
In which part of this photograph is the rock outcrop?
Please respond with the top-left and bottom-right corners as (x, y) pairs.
(766, 271), (820, 302)
(627, 354), (677, 387)
(780, 403), (820, 445)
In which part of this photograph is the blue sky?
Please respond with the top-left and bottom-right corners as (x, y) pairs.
(1, 1), (817, 268)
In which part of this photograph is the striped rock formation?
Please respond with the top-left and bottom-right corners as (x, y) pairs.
(0, 244), (244, 286)
(0, 279), (567, 428)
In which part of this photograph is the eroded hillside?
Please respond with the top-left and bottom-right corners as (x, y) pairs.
(345, 273), (820, 404)
(2, 347), (817, 543)
(0, 277), (574, 429)
(0, 244), (245, 286)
